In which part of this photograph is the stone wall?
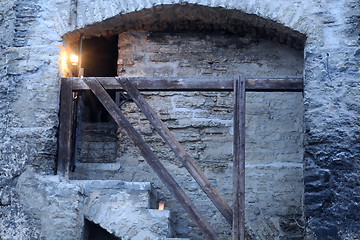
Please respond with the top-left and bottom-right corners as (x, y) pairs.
(0, 0), (70, 239)
(0, 0), (359, 239)
(301, 2), (360, 239)
(15, 168), (84, 240)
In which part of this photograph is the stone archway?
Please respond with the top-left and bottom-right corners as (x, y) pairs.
(2, 0), (357, 239)
(63, 4), (306, 239)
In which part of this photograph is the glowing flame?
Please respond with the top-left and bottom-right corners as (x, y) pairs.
(158, 201), (165, 210)
(70, 54), (79, 65)
(60, 52), (67, 71)
(58, 46), (70, 77)
(58, 46), (76, 77)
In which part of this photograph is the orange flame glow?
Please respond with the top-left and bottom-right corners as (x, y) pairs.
(158, 201), (165, 210)
(58, 46), (74, 77)
(70, 54), (79, 65)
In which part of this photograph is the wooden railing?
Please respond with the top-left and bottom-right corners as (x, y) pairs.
(57, 76), (303, 240)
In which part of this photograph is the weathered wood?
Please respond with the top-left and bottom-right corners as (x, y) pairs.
(57, 78), (73, 178)
(70, 76), (303, 92)
(233, 75), (246, 240)
(245, 77), (302, 91)
(118, 77), (233, 225)
(83, 77), (220, 240)
(70, 92), (79, 172)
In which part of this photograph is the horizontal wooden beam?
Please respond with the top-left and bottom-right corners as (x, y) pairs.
(69, 76), (303, 92)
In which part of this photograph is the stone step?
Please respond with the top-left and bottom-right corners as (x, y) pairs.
(70, 162), (124, 180)
(72, 179), (154, 208)
(86, 205), (172, 239)
(71, 180), (184, 239)
(73, 179), (173, 239)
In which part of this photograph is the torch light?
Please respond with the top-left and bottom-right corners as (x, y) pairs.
(158, 200), (165, 210)
(70, 54), (79, 66)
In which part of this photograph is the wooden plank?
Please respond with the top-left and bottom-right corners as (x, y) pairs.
(118, 77), (233, 225)
(246, 77), (303, 91)
(70, 76), (303, 92)
(57, 78), (73, 178)
(233, 75), (246, 240)
(70, 92), (79, 172)
(83, 77), (220, 240)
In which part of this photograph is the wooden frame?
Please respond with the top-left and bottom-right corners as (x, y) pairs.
(57, 76), (303, 239)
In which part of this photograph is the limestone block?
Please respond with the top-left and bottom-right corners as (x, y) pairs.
(74, 180), (172, 239)
(73, 180), (153, 209)
(16, 168), (84, 240)
(85, 200), (171, 239)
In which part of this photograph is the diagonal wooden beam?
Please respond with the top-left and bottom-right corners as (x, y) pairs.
(117, 77), (233, 225)
(233, 75), (246, 240)
(82, 77), (220, 240)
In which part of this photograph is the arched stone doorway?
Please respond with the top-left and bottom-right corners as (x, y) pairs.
(61, 4), (305, 239)
(1, 1), (358, 239)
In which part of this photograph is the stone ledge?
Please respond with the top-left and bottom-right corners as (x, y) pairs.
(72, 179), (152, 191)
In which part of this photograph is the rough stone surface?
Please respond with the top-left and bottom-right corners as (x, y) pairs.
(73, 179), (154, 209)
(0, 1), (69, 239)
(0, 0), (359, 239)
(14, 168), (84, 240)
(5, 169), (182, 240)
(86, 206), (172, 239)
(76, 180), (173, 239)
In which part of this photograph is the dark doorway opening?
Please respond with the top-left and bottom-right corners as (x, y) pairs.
(82, 35), (118, 77)
(78, 90), (115, 123)
(84, 219), (121, 240)
(71, 35), (119, 166)
(79, 35), (118, 123)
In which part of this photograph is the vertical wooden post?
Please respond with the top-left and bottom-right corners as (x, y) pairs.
(57, 78), (73, 179)
(233, 75), (246, 240)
